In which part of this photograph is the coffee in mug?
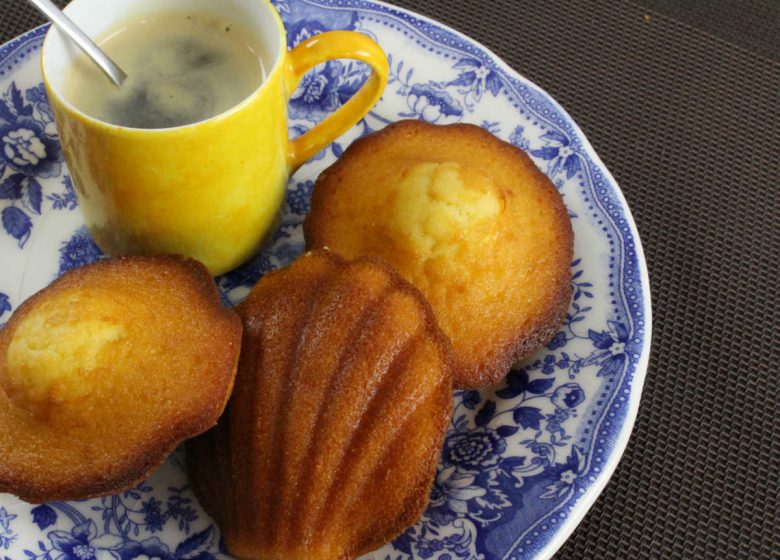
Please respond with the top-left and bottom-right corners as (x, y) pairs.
(42, 0), (388, 275)
(64, 11), (269, 129)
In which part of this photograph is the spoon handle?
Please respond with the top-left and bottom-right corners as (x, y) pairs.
(28, 0), (127, 87)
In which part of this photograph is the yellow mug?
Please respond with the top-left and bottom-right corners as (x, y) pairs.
(41, 0), (388, 275)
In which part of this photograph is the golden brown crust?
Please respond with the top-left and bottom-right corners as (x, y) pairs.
(0, 255), (241, 503)
(304, 120), (573, 388)
(188, 249), (453, 560)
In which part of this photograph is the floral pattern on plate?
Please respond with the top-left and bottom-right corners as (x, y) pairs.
(0, 1), (650, 559)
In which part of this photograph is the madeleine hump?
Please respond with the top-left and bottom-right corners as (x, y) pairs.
(0, 255), (241, 503)
(305, 120), (574, 388)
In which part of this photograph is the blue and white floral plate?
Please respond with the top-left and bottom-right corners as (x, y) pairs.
(0, 1), (651, 559)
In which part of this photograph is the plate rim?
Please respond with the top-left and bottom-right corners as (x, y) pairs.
(331, 1), (653, 557)
(0, 5), (653, 558)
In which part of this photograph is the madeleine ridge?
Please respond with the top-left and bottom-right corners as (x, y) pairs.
(187, 249), (454, 560)
(0, 256), (242, 503)
(304, 120), (574, 388)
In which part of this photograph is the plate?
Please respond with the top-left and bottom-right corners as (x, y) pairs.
(0, 1), (651, 558)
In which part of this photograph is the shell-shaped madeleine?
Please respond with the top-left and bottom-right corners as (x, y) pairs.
(188, 250), (453, 560)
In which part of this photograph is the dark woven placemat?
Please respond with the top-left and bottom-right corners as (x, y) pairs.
(388, 2), (779, 559)
(0, 0), (65, 40)
(1, 1), (778, 559)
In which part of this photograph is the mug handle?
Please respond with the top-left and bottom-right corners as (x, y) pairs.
(284, 31), (389, 171)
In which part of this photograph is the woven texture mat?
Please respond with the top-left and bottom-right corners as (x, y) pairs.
(1, 1), (778, 558)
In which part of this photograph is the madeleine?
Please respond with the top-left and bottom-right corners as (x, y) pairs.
(305, 120), (573, 388)
(0, 255), (241, 503)
(188, 250), (453, 559)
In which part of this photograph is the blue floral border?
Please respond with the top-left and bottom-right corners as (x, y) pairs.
(0, 25), (47, 78)
(0, 4), (650, 558)
(293, 1), (650, 557)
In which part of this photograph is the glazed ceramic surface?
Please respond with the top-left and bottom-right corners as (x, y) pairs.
(0, 1), (651, 559)
(41, 0), (387, 275)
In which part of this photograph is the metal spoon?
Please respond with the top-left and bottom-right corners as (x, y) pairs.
(27, 0), (127, 87)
